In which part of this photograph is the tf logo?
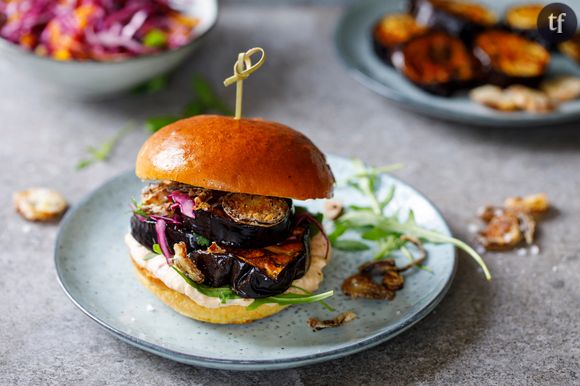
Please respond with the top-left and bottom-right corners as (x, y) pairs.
(537, 3), (577, 44)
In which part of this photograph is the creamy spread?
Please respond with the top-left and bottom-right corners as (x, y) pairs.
(125, 232), (331, 309)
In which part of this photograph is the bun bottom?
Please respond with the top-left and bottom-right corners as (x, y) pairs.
(131, 260), (287, 324)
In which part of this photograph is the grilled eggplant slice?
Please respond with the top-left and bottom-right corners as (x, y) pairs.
(560, 32), (580, 64)
(138, 181), (293, 249)
(391, 31), (478, 96)
(130, 215), (311, 298)
(504, 4), (554, 49)
(131, 216), (208, 252)
(185, 194), (292, 249)
(187, 225), (311, 298)
(474, 30), (550, 87)
(410, 0), (497, 42)
(372, 13), (426, 66)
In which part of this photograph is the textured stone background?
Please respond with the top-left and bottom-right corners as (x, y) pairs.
(1, 3), (579, 385)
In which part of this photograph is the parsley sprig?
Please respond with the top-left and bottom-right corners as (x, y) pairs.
(330, 159), (491, 280)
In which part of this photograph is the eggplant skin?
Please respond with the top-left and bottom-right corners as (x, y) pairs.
(184, 202), (292, 249)
(188, 226), (311, 298)
(410, 0), (497, 43)
(130, 214), (311, 298)
(131, 216), (205, 252)
(391, 31), (479, 96)
(473, 30), (550, 88)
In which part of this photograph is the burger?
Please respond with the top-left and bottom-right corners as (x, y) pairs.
(125, 115), (335, 324)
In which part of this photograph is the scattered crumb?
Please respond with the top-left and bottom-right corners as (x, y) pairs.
(530, 245), (540, 256)
(146, 304), (155, 312)
(540, 76), (580, 102)
(130, 317), (136, 323)
(517, 248), (528, 257)
(470, 84), (555, 113)
(308, 311), (357, 331)
(468, 223), (480, 234)
(13, 188), (68, 222)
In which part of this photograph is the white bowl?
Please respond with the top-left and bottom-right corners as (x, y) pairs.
(0, 0), (218, 97)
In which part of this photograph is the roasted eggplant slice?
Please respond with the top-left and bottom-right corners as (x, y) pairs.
(391, 31), (478, 96)
(130, 216), (208, 252)
(474, 30), (550, 87)
(410, 0), (497, 42)
(372, 13), (426, 66)
(187, 225), (311, 298)
(560, 32), (580, 64)
(504, 4), (554, 49)
(138, 181), (293, 248)
(184, 195), (292, 249)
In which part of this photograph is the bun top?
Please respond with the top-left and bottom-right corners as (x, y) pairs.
(136, 115), (334, 200)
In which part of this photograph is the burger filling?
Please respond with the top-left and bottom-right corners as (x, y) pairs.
(130, 181), (328, 299)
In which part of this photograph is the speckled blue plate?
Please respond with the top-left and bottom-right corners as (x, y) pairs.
(335, 0), (580, 127)
(55, 155), (456, 370)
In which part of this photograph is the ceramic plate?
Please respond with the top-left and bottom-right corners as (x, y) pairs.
(335, 0), (580, 127)
(55, 155), (456, 370)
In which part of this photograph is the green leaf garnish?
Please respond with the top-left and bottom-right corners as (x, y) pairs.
(146, 116), (181, 133)
(334, 239), (370, 251)
(143, 29), (168, 48)
(172, 265), (334, 309)
(195, 234), (210, 248)
(330, 159), (491, 280)
(152, 243), (162, 255)
(132, 75), (169, 95)
(245, 290), (334, 311)
(76, 123), (134, 170)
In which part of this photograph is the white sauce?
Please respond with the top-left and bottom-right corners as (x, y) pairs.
(125, 232), (330, 309)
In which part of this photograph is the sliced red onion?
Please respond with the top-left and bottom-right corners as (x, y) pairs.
(168, 191), (196, 218)
(154, 218), (173, 265)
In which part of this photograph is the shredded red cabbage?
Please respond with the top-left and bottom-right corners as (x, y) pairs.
(0, 0), (198, 61)
(150, 214), (181, 225)
(168, 191), (195, 218)
(154, 218), (173, 265)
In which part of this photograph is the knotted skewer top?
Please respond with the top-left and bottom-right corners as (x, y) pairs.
(223, 47), (266, 120)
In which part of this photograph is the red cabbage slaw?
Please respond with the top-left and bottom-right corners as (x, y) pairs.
(0, 0), (198, 61)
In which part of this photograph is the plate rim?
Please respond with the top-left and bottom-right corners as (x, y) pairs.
(334, 0), (580, 128)
(54, 158), (458, 370)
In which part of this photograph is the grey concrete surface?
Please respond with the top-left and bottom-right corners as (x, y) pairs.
(1, 3), (579, 385)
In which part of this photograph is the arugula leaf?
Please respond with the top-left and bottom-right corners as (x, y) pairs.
(246, 290), (334, 311)
(143, 29), (167, 48)
(152, 243), (163, 255)
(339, 210), (492, 280)
(195, 234), (210, 248)
(133, 75), (168, 95)
(291, 285), (334, 312)
(76, 123), (133, 170)
(146, 116), (181, 133)
(172, 266), (239, 303)
(173, 265), (335, 309)
(334, 239), (370, 251)
(192, 75), (233, 115)
(131, 198), (148, 217)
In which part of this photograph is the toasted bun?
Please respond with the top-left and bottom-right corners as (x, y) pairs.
(136, 115), (334, 200)
(131, 260), (286, 324)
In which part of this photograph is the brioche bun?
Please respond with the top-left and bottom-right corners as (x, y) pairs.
(136, 115), (334, 200)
